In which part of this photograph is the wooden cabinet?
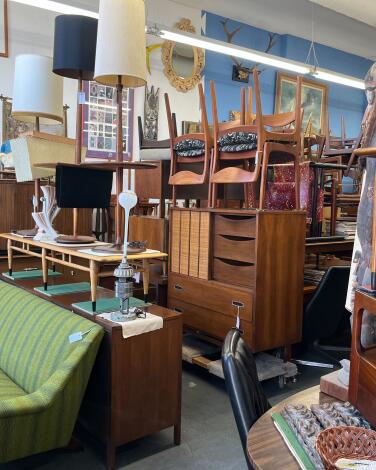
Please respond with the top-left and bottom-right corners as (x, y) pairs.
(349, 291), (376, 426)
(79, 305), (182, 470)
(168, 208), (306, 352)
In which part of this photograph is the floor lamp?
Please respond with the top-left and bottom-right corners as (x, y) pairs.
(11, 54), (63, 231)
(94, 0), (147, 251)
(53, 14), (98, 244)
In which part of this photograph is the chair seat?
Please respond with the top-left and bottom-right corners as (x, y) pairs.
(0, 368), (27, 400)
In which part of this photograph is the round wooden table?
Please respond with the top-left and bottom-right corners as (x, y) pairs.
(247, 385), (336, 470)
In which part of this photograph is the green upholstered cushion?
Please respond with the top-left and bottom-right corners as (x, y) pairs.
(0, 281), (99, 393)
(0, 280), (104, 462)
(0, 369), (26, 400)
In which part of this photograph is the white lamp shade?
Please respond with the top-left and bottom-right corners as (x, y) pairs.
(94, 0), (147, 87)
(12, 54), (64, 124)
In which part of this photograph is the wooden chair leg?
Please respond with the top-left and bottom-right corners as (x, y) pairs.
(172, 186), (177, 206)
(294, 156), (301, 210)
(259, 146), (269, 209)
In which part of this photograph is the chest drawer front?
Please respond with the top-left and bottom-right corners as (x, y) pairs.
(214, 214), (256, 238)
(213, 257), (255, 288)
(168, 297), (253, 345)
(168, 273), (253, 321)
(214, 234), (256, 263)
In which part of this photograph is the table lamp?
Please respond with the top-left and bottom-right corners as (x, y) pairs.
(53, 14), (98, 243)
(12, 54), (64, 201)
(94, 0), (147, 250)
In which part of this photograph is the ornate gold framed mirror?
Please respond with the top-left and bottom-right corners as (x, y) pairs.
(162, 18), (205, 93)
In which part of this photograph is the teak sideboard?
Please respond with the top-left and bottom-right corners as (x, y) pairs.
(167, 208), (306, 353)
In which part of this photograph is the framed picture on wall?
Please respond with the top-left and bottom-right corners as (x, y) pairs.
(0, 0), (8, 58)
(275, 73), (328, 133)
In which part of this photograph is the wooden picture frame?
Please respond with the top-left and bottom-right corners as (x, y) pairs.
(275, 72), (328, 133)
(0, 0), (8, 58)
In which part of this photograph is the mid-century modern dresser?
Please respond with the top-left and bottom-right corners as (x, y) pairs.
(168, 208), (306, 353)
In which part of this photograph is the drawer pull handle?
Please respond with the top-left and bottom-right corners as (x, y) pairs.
(232, 301), (245, 309)
(174, 307), (184, 313)
(174, 284), (183, 291)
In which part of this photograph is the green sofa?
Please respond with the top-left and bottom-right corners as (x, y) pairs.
(0, 280), (103, 463)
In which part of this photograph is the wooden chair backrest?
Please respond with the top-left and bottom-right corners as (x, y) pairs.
(210, 81), (247, 137)
(164, 83), (209, 144)
(253, 69), (302, 145)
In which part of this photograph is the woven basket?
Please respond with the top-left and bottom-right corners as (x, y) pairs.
(316, 426), (376, 470)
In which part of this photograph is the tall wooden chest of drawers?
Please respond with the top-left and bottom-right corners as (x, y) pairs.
(168, 208), (306, 352)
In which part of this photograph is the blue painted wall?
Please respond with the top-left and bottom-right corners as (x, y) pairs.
(203, 12), (371, 137)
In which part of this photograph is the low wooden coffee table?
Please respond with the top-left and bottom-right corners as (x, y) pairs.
(0, 233), (167, 311)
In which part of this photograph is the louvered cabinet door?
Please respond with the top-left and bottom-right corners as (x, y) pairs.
(169, 209), (210, 280)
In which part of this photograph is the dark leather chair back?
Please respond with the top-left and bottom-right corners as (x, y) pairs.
(303, 266), (350, 344)
(222, 329), (270, 469)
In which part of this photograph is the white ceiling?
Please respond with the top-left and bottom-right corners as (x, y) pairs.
(45, 0), (376, 60)
(310, 0), (376, 27)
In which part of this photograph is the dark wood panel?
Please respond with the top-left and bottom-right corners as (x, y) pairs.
(214, 213), (256, 237)
(213, 257), (256, 287)
(253, 212), (306, 351)
(168, 272), (253, 321)
(168, 296), (253, 346)
(214, 234), (256, 263)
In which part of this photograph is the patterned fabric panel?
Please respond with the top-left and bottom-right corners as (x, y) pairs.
(0, 369), (26, 400)
(218, 131), (257, 153)
(0, 333), (103, 462)
(174, 139), (205, 157)
(0, 281), (101, 393)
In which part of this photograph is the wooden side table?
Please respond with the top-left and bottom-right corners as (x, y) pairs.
(79, 304), (182, 470)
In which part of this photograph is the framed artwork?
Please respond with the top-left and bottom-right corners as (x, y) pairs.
(182, 120), (200, 134)
(83, 81), (134, 159)
(0, 0), (8, 58)
(275, 73), (328, 133)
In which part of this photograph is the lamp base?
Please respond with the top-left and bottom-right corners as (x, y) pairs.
(55, 234), (96, 244)
(111, 308), (138, 322)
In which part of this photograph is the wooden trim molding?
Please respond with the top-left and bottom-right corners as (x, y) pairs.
(0, 0), (8, 58)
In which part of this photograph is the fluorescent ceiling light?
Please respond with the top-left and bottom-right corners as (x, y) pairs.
(158, 28), (310, 75)
(9, 0), (98, 18)
(312, 69), (365, 89)
(151, 24), (365, 89)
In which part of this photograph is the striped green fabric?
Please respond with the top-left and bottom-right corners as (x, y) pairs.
(0, 280), (104, 462)
(0, 370), (26, 400)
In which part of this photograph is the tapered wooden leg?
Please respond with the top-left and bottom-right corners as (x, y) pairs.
(7, 238), (13, 276)
(42, 247), (48, 291)
(90, 260), (98, 312)
(142, 259), (150, 303)
(172, 186), (177, 207)
(294, 156), (301, 210)
(259, 146), (269, 209)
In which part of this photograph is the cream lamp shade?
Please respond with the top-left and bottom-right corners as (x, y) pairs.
(94, 0), (147, 87)
(12, 54), (64, 124)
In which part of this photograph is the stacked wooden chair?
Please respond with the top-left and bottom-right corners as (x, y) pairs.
(164, 83), (212, 206)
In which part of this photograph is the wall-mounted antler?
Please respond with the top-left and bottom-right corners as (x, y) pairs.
(220, 19), (243, 68)
(220, 18), (279, 81)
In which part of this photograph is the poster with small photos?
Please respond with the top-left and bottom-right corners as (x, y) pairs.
(83, 81), (132, 159)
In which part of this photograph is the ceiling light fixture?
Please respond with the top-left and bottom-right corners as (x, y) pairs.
(149, 24), (365, 89)
(154, 27), (311, 75)
(311, 69), (365, 89)
(9, 0), (98, 18)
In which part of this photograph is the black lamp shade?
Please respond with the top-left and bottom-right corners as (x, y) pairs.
(56, 164), (113, 209)
(53, 15), (98, 80)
